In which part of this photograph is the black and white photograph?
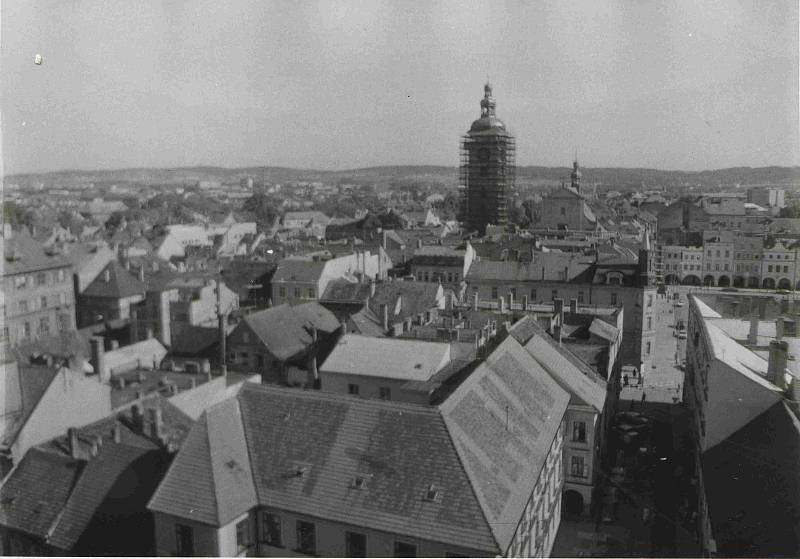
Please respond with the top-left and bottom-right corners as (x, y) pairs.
(1, 1), (798, 557)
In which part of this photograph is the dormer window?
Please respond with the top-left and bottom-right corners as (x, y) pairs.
(350, 473), (372, 490)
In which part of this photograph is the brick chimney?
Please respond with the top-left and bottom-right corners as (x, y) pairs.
(148, 406), (164, 442)
(776, 317), (784, 340)
(748, 312), (759, 345)
(473, 292), (479, 311)
(68, 427), (80, 459)
(90, 337), (106, 382)
(554, 298), (564, 325)
(380, 303), (389, 331)
(767, 340), (788, 390)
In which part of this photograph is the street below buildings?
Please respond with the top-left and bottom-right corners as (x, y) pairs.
(553, 289), (699, 557)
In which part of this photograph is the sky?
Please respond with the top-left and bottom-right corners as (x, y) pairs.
(1, 0), (798, 175)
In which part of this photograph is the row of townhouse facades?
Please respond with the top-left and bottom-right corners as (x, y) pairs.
(661, 232), (800, 289)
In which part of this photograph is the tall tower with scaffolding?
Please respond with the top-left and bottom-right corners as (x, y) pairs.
(460, 83), (516, 236)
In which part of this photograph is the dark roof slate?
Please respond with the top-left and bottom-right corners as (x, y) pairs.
(81, 261), (146, 299)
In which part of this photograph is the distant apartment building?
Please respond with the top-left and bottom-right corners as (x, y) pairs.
(760, 239), (799, 290)
(409, 242), (475, 291)
(733, 236), (763, 288)
(466, 247), (656, 369)
(271, 250), (392, 306)
(2, 232), (76, 348)
(661, 245), (703, 286)
(77, 261), (146, 328)
(701, 231), (735, 287)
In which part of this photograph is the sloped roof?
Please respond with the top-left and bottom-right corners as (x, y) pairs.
(3, 231), (72, 276)
(150, 383), (499, 553)
(271, 258), (327, 283)
(367, 281), (442, 322)
(703, 401), (800, 557)
(291, 301), (344, 333)
(440, 337), (570, 550)
(81, 261), (146, 299)
(240, 303), (338, 361)
(1, 364), (58, 448)
(588, 318), (620, 342)
(320, 278), (371, 304)
(466, 256), (594, 283)
(321, 335), (450, 381)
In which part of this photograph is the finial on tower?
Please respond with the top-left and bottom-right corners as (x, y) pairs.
(480, 82), (496, 117)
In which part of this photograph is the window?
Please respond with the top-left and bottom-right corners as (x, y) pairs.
(307, 288), (315, 298)
(768, 265), (773, 272)
(38, 317), (49, 337)
(40, 295), (48, 309)
(647, 294), (653, 307)
(491, 287), (498, 299)
(176, 524), (194, 556)
(715, 250), (720, 257)
(570, 456), (586, 477)
(785, 266), (789, 273)
(572, 421), (587, 442)
(294, 288), (301, 298)
(725, 250), (729, 257)
(551, 289), (558, 300)
(530, 288), (537, 300)
(646, 341), (652, 355)
(261, 513), (282, 547)
(23, 322), (31, 338)
(348, 383), (360, 396)
(379, 387), (391, 400)
(36, 272), (46, 286)
(296, 521), (316, 554)
(345, 532), (367, 558)
(394, 541), (417, 558)
(577, 291), (584, 303)
(610, 293), (617, 305)
(447, 272), (453, 283)
(14, 276), (26, 289)
(279, 287), (286, 297)
(560, 207), (566, 216)
(647, 316), (652, 330)
(724, 264), (729, 271)
(236, 518), (251, 553)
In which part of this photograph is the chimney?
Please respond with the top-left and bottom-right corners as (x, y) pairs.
(522, 295), (529, 310)
(138, 266), (145, 282)
(370, 280), (376, 298)
(472, 292), (479, 311)
(112, 421), (122, 443)
(570, 298), (578, 314)
(499, 296), (506, 313)
(68, 427), (80, 459)
(90, 337), (106, 382)
(380, 303), (389, 331)
(508, 292), (515, 310)
(553, 324), (562, 345)
(132, 405), (145, 433)
(148, 406), (164, 442)
(767, 340), (788, 389)
(104, 268), (111, 282)
(416, 239), (422, 250)
(776, 317), (784, 340)
(748, 312), (759, 345)
(554, 298), (564, 325)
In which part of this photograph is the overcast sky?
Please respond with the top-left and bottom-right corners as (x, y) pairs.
(2, 0), (798, 175)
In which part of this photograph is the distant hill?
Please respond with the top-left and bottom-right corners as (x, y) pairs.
(5, 164), (799, 190)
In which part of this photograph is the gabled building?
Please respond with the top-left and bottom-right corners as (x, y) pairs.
(2, 231), (76, 350)
(409, 243), (475, 291)
(226, 302), (341, 385)
(147, 335), (570, 557)
(0, 398), (191, 555)
(77, 261), (146, 328)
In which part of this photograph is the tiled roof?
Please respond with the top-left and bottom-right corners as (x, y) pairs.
(367, 281), (442, 323)
(1, 363), (58, 448)
(2, 231), (72, 276)
(1, 401), (191, 551)
(291, 301), (342, 333)
(150, 383), (499, 553)
(271, 258), (327, 283)
(440, 337), (570, 550)
(466, 256), (594, 283)
(240, 303), (338, 361)
(81, 261), (146, 299)
(703, 402), (800, 557)
(320, 278), (372, 304)
(321, 335), (451, 381)
(411, 246), (464, 267)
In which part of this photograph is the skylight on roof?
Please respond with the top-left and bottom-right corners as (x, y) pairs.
(423, 483), (442, 503)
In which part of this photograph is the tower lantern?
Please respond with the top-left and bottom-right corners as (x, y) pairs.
(460, 83), (516, 236)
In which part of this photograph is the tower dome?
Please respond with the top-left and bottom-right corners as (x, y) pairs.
(470, 82), (506, 132)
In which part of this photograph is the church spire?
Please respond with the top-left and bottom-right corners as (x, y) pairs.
(570, 155), (581, 193)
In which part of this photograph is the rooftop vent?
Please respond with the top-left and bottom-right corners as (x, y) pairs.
(350, 474), (372, 490)
(423, 483), (442, 503)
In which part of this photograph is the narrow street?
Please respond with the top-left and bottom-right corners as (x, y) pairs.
(553, 289), (699, 557)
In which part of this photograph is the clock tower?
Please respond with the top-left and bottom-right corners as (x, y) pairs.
(460, 83), (516, 236)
